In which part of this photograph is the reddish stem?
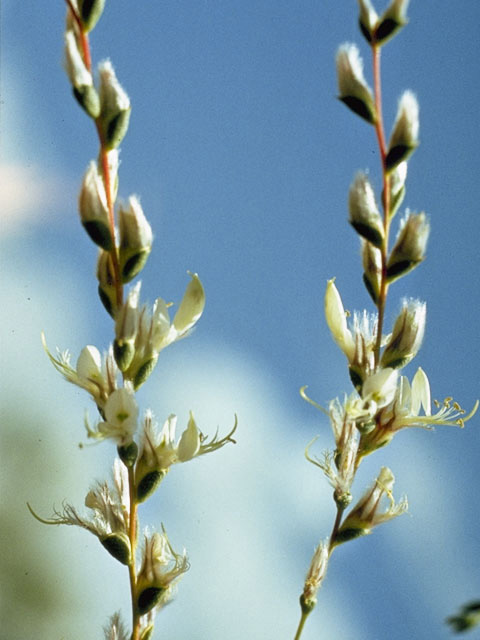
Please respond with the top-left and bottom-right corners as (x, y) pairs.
(64, 0), (123, 309)
(372, 45), (391, 366)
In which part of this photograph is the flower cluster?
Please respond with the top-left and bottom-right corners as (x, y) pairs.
(295, 1), (477, 636)
(33, 2), (236, 638)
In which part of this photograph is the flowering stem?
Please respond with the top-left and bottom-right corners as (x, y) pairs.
(372, 44), (391, 366)
(64, 0), (123, 309)
(127, 466), (141, 640)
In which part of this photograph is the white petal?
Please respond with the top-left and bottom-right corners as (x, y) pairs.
(411, 367), (431, 416)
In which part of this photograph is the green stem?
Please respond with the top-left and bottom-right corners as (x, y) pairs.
(294, 609), (311, 640)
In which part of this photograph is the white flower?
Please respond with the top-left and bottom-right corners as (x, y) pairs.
(43, 334), (119, 411)
(336, 466), (407, 543)
(137, 411), (237, 473)
(136, 528), (189, 614)
(88, 386), (139, 444)
(386, 368), (478, 431)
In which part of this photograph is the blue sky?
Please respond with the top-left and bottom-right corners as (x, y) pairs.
(2, 2), (480, 639)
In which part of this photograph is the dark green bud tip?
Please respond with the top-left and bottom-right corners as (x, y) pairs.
(79, 0), (106, 32)
(137, 587), (165, 616)
(136, 470), (166, 503)
(133, 356), (158, 390)
(121, 249), (150, 283)
(374, 18), (406, 46)
(348, 366), (364, 392)
(386, 258), (420, 282)
(117, 441), (138, 467)
(103, 108), (131, 150)
(350, 221), (384, 249)
(100, 533), (131, 565)
(73, 85), (100, 118)
(82, 220), (113, 251)
(113, 339), (135, 372)
(334, 526), (369, 545)
(98, 284), (115, 318)
(339, 96), (376, 125)
(385, 144), (416, 172)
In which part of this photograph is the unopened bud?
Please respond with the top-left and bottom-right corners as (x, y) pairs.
(118, 196), (153, 283)
(114, 283), (141, 371)
(97, 250), (117, 316)
(386, 91), (419, 171)
(78, 0), (105, 32)
(362, 240), (382, 304)
(358, 0), (379, 43)
(64, 30), (100, 118)
(374, 0), (409, 45)
(387, 211), (429, 281)
(336, 43), (376, 124)
(381, 299), (426, 369)
(98, 60), (131, 150)
(79, 162), (112, 250)
(387, 161), (407, 219)
(349, 172), (384, 248)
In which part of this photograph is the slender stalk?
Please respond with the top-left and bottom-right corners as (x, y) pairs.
(294, 609), (310, 640)
(128, 466), (141, 640)
(65, 0), (123, 309)
(371, 44), (391, 365)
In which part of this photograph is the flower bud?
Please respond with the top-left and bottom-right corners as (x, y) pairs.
(78, 0), (105, 32)
(336, 43), (376, 124)
(375, 0), (409, 45)
(387, 211), (429, 281)
(97, 250), (117, 316)
(357, 0), (379, 43)
(387, 161), (407, 219)
(136, 531), (189, 615)
(79, 162), (112, 250)
(172, 273), (205, 334)
(386, 91), (419, 171)
(98, 60), (131, 150)
(324, 279), (355, 362)
(114, 283), (141, 371)
(381, 299), (426, 369)
(335, 466), (407, 545)
(362, 240), (382, 304)
(64, 30), (100, 118)
(349, 172), (384, 248)
(118, 196), (153, 283)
